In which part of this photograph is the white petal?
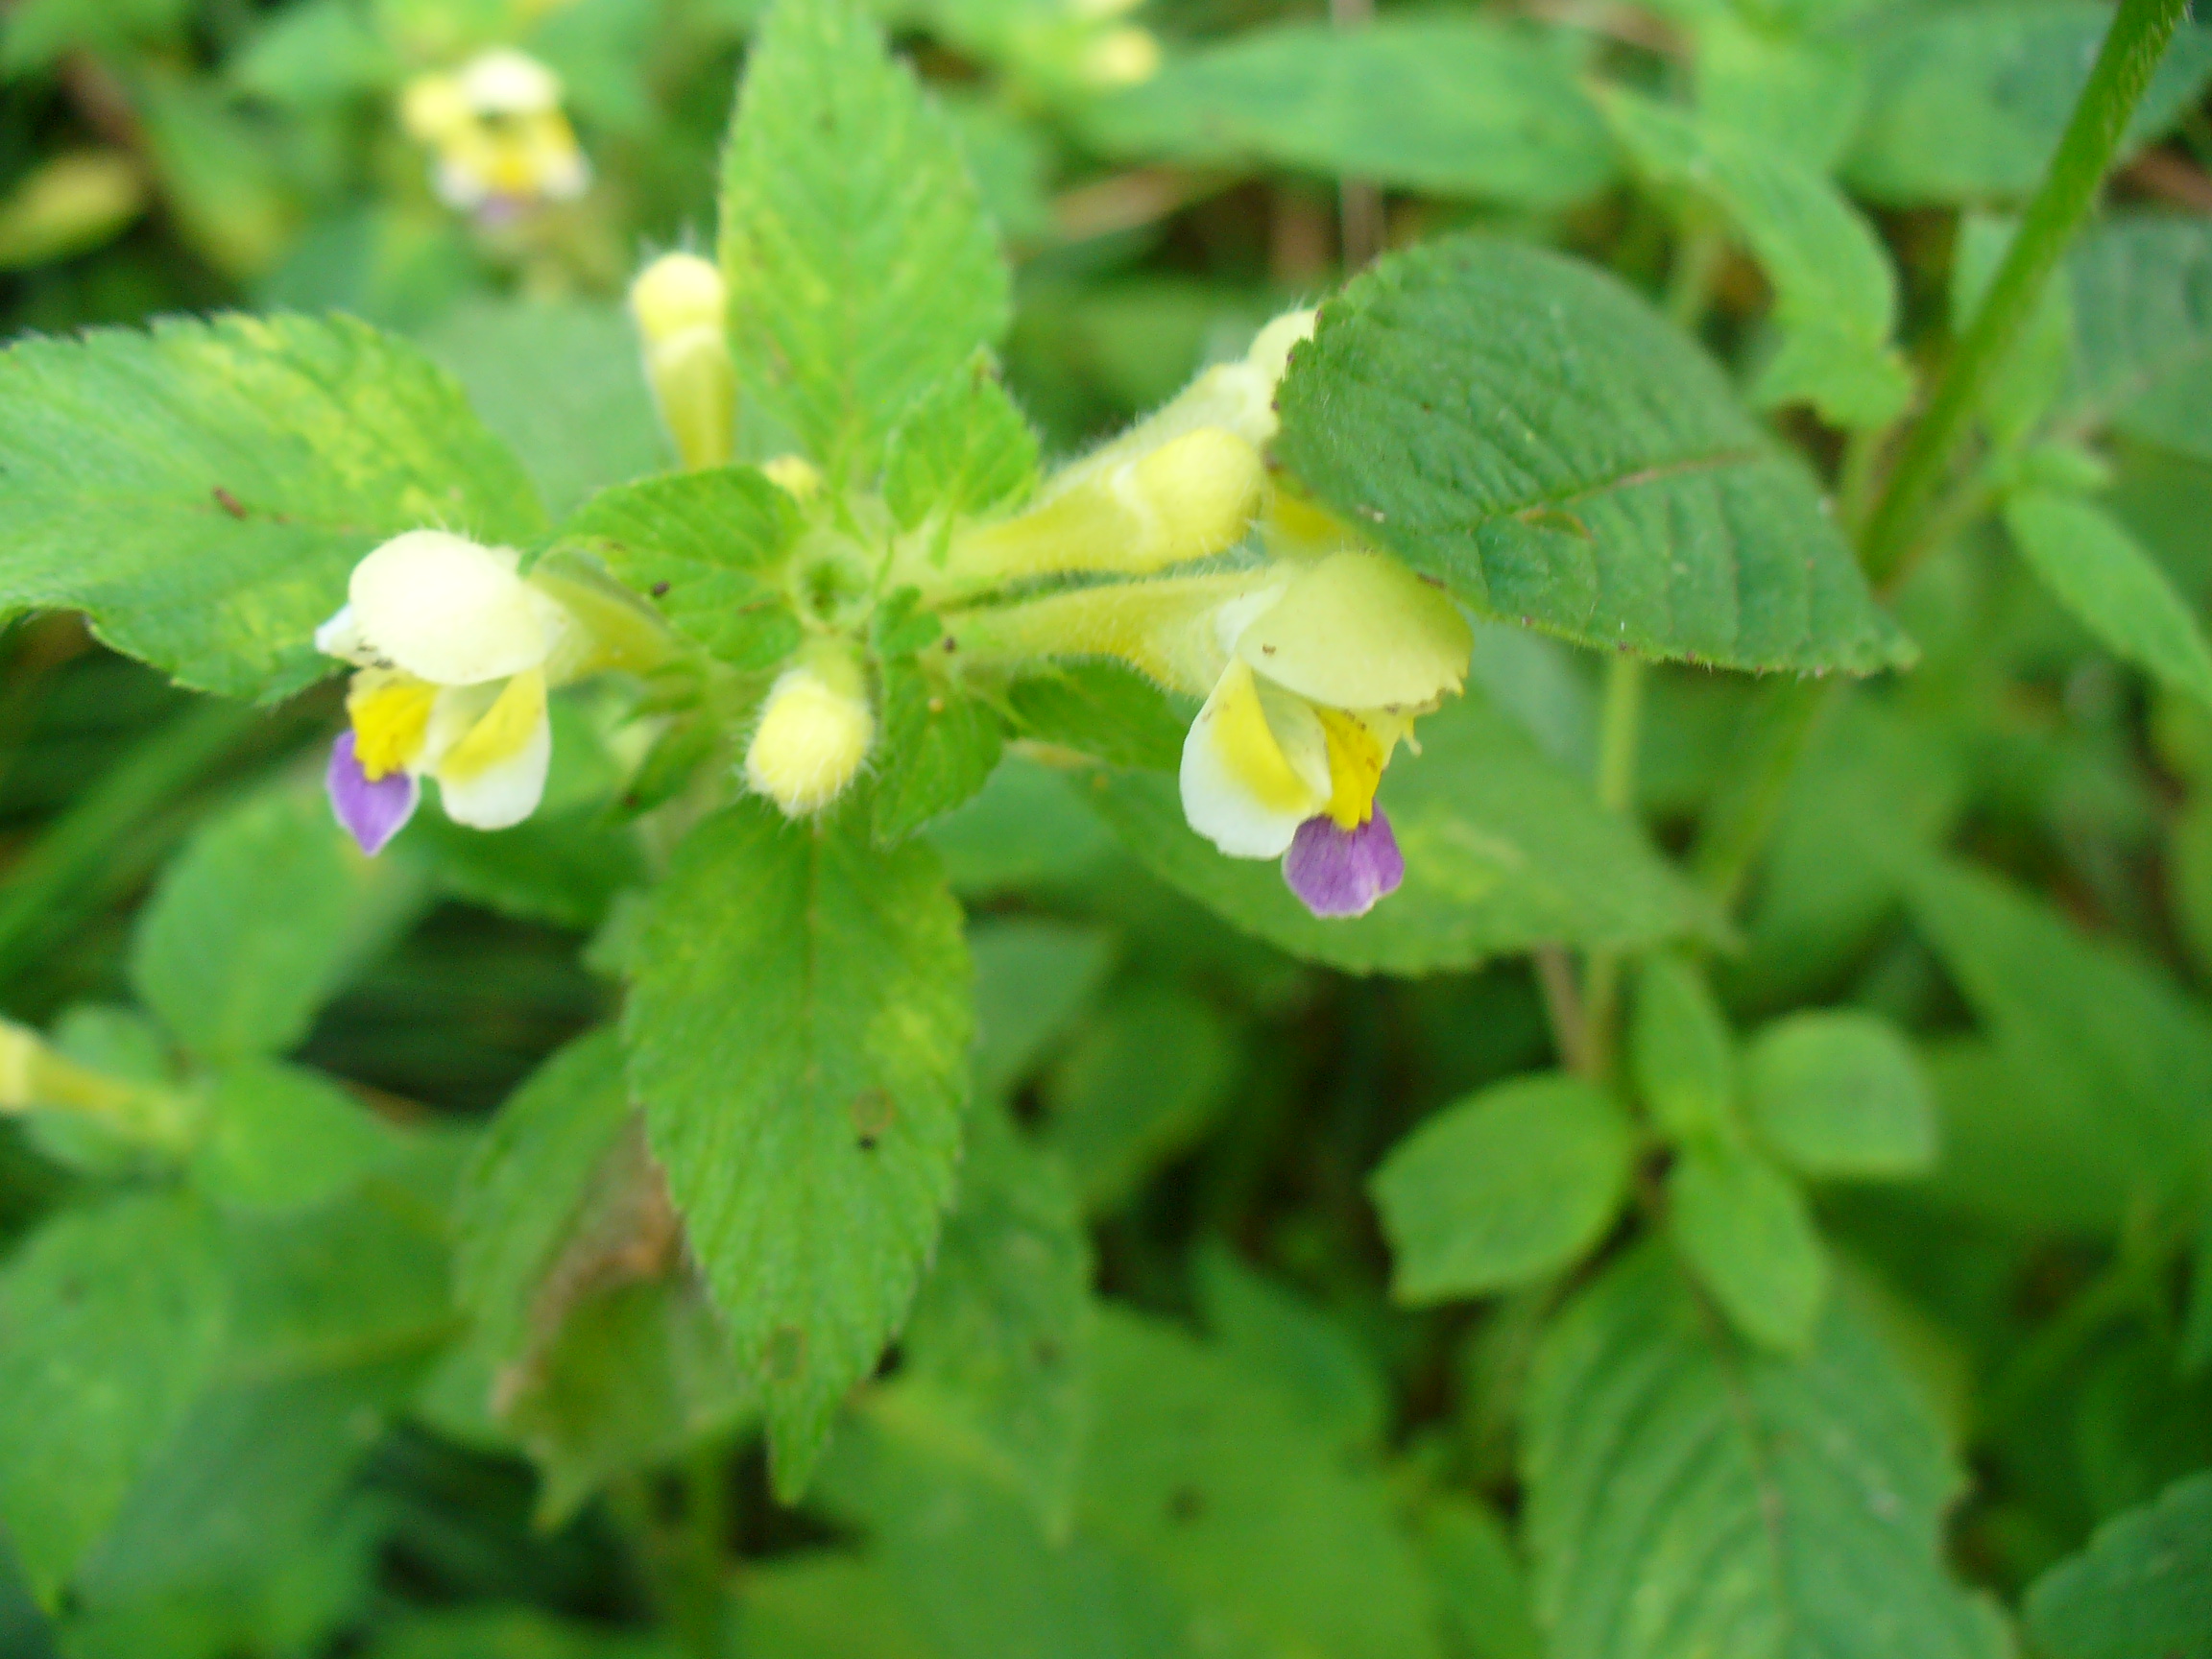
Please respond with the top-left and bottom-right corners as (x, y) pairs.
(434, 706), (552, 830)
(314, 604), (382, 667)
(1179, 661), (1329, 858)
(349, 530), (554, 686)
(1236, 551), (1471, 709)
(459, 49), (563, 116)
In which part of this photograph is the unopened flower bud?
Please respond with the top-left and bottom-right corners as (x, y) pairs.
(948, 425), (1263, 584)
(745, 651), (875, 817)
(1082, 26), (1163, 87)
(630, 252), (734, 471)
(762, 454), (823, 501)
(0, 1019), (36, 1109)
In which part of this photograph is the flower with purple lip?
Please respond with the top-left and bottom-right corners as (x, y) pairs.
(1175, 548), (1469, 919)
(1284, 810), (1407, 918)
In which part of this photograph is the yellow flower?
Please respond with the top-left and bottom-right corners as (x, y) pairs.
(317, 531), (577, 850)
(401, 50), (590, 217)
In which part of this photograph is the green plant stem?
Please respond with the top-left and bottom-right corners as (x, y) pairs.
(1579, 654), (1647, 1077)
(1690, 677), (1838, 911)
(1534, 944), (1595, 1079)
(1663, 219), (1726, 333)
(1859, 0), (2193, 587)
(0, 697), (269, 989)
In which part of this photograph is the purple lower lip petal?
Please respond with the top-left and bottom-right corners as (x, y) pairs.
(1283, 809), (1405, 919)
(326, 731), (420, 856)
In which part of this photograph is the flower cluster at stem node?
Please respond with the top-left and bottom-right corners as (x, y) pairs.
(400, 48), (589, 221)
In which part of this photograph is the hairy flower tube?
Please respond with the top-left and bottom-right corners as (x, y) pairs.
(630, 252), (734, 471)
(400, 49), (590, 220)
(317, 532), (585, 853)
(744, 647), (876, 818)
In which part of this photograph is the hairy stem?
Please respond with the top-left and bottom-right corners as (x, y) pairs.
(1859, 0), (2194, 587)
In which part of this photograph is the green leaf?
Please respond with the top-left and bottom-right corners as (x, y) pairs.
(883, 357), (1039, 531)
(1004, 661), (1189, 772)
(1276, 235), (1911, 674)
(1743, 1011), (1936, 1181)
(416, 299), (673, 519)
(1081, 19), (1616, 210)
(1907, 857), (2212, 1220)
(502, 1277), (753, 1527)
(1630, 954), (1736, 1141)
(1077, 1307), (1445, 1659)
(0, 313), (544, 700)
(558, 467), (805, 671)
(1087, 691), (1712, 975)
(229, 0), (400, 108)
(871, 664), (1006, 845)
(1040, 982), (1238, 1214)
(969, 916), (1116, 1108)
(2065, 213), (2212, 462)
(365, 1607), (680, 1659)
(452, 1030), (635, 1376)
(412, 809), (643, 933)
(2004, 488), (2212, 713)
(1195, 1244), (1387, 1456)
(626, 803), (971, 1496)
(1599, 89), (1910, 429)
(74, 1358), (416, 1605)
(1414, 1494), (1544, 1659)
(880, 1101), (1094, 1534)
(1524, 1247), (2008, 1659)
(1845, 8), (2212, 205)
(1692, 18), (1867, 175)
(926, 756), (1118, 900)
(811, 1417), (1199, 1659)
(2025, 1470), (2212, 1659)
(131, 783), (424, 1064)
(1668, 1139), (1829, 1352)
(719, 0), (1009, 480)
(1372, 1072), (1636, 1304)
(2, 0), (190, 73)
(0, 1192), (228, 1605)
(190, 1061), (401, 1215)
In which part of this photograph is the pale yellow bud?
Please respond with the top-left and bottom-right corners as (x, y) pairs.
(629, 252), (725, 346)
(631, 254), (733, 471)
(947, 425), (1262, 585)
(1083, 27), (1163, 87)
(1246, 307), (1318, 384)
(762, 454), (824, 501)
(0, 1020), (37, 1109)
(745, 653), (875, 817)
(0, 151), (147, 273)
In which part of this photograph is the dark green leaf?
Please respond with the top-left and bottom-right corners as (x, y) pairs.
(0, 1193), (228, 1605)
(1668, 1139), (1829, 1352)
(130, 782), (425, 1064)
(2025, 1470), (2212, 1659)
(1846, 9), (2212, 205)
(190, 1061), (400, 1215)
(1743, 1011), (1936, 1181)
(1372, 1072), (1636, 1303)
(969, 916), (1116, 1108)
(1907, 857), (2212, 1221)
(2005, 487), (2212, 712)
(1276, 235), (1911, 673)
(883, 1101), (1093, 1533)
(1004, 661), (1190, 772)
(626, 803), (971, 1495)
(1524, 1247), (2007, 1659)
(1630, 954), (1736, 1141)
(1041, 982), (1237, 1214)
(1082, 19), (1616, 209)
